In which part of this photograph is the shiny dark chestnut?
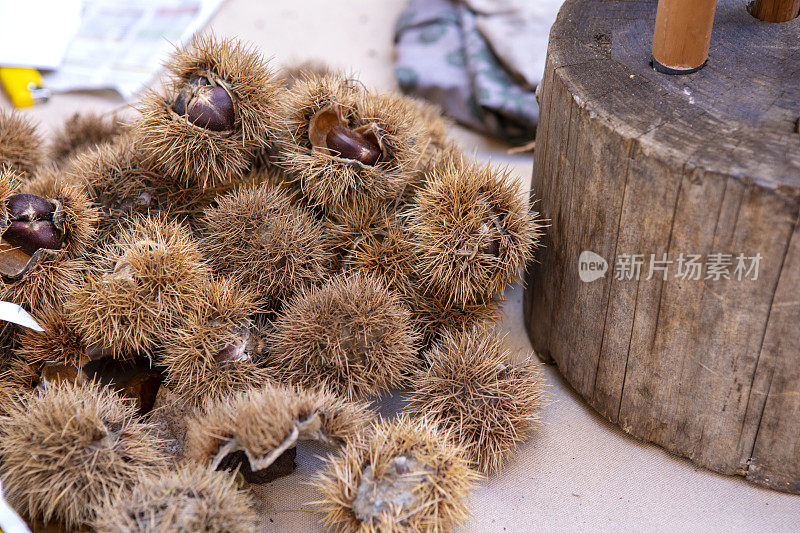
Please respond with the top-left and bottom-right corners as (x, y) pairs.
(7, 193), (55, 222)
(3, 220), (62, 254)
(187, 86), (235, 132)
(326, 125), (382, 165)
(172, 76), (235, 132)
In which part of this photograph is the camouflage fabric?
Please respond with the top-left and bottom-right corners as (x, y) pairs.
(394, 0), (560, 144)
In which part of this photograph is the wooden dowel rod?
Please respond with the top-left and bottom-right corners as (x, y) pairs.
(752, 0), (800, 22)
(652, 0), (718, 74)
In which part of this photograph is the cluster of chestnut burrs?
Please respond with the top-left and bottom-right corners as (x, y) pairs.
(0, 35), (544, 532)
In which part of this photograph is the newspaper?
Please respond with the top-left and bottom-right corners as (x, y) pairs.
(44, 0), (224, 99)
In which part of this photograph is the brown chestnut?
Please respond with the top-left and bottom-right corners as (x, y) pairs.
(308, 103), (383, 166)
(3, 220), (62, 254)
(326, 125), (382, 166)
(214, 327), (251, 364)
(7, 193), (56, 222)
(172, 76), (212, 116)
(214, 341), (247, 364)
(481, 235), (502, 257)
(172, 76), (235, 132)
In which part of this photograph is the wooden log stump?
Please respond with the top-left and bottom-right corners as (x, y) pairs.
(524, 0), (800, 493)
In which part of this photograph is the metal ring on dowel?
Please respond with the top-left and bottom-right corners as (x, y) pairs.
(651, 0), (718, 74)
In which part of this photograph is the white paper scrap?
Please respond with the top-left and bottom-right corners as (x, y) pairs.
(0, 480), (32, 533)
(0, 301), (43, 331)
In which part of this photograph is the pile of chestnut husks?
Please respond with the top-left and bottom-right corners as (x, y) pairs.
(0, 34), (544, 533)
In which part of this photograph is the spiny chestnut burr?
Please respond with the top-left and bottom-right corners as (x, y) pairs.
(171, 75), (236, 132)
(404, 324), (546, 473)
(199, 182), (333, 309)
(135, 34), (282, 188)
(275, 73), (431, 217)
(0, 356), (40, 417)
(0, 381), (168, 529)
(65, 215), (210, 358)
(404, 154), (542, 308)
(65, 136), (165, 244)
(0, 170), (98, 313)
(13, 305), (88, 397)
(326, 203), (417, 300)
(159, 278), (271, 406)
(49, 111), (129, 166)
(2, 193), (63, 254)
(314, 415), (479, 532)
(403, 99), (455, 197)
(411, 291), (503, 347)
(268, 272), (420, 400)
(0, 109), (42, 179)
(66, 135), (230, 244)
(184, 383), (375, 485)
(91, 465), (258, 533)
(276, 59), (339, 89)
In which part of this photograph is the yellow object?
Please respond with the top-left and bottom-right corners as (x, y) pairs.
(0, 67), (50, 108)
